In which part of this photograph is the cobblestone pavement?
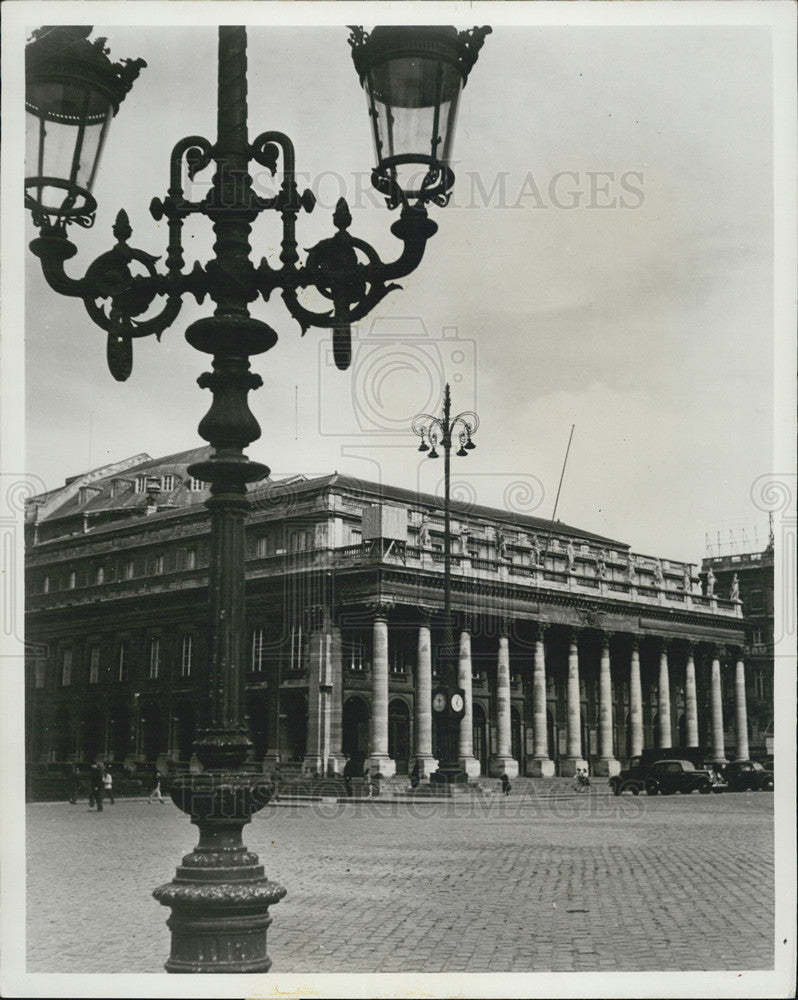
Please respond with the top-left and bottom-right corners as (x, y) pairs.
(25, 790), (774, 974)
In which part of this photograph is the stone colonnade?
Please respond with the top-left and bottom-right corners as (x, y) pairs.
(347, 609), (749, 779)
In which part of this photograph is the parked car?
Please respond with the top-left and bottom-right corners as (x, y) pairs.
(610, 756), (647, 795)
(723, 760), (774, 791)
(644, 759), (726, 796)
(610, 749), (725, 796)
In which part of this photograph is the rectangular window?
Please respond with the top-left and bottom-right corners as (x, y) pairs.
(190, 477), (205, 492)
(154, 554), (164, 575)
(752, 629), (763, 647)
(754, 669), (765, 699)
(185, 548), (197, 570)
(135, 475), (147, 493)
(256, 535), (270, 558)
(181, 635), (193, 678)
(346, 634), (365, 671)
(124, 560), (134, 580)
(149, 637), (161, 679)
(251, 627), (265, 672)
(118, 641), (129, 682)
(748, 589), (764, 612)
(162, 474), (175, 492)
(89, 646), (100, 684)
(61, 649), (72, 686)
(289, 625), (305, 671)
(43, 575), (50, 594)
(95, 566), (105, 585)
(68, 571), (76, 589)
(34, 660), (46, 689)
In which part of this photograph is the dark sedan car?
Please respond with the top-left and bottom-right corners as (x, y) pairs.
(723, 760), (774, 791)
(644, 759), (726, 795)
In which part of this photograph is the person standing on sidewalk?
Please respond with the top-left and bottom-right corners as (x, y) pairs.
(103, 764), (114, 805)
(148, 771), (165, 804)
(88, 761), (104, 811)
(343, 754), (354, 797)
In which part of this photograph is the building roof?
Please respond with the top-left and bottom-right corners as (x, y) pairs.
(29, 450), (625, 548)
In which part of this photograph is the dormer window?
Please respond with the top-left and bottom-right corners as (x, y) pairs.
(135, 475), (147, 493)
(162, 474), (175, 492)
(190, 478), (205, 492)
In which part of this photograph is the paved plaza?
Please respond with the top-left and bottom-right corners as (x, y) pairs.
(25, 789), (774, 974)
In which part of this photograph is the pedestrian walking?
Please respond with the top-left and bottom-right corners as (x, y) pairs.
(409, 758), (420, 790)
(500, 772), (512, 796)
(343, 754), (354, 797)
(88, 761), (104, 811)
(103, 764), (114, 805)
(362, 766), (371, 799)
(148, 771), (165, 804)
(68, 763), (80, 804)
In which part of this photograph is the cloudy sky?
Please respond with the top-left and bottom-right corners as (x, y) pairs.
(11, 3), (792, 564)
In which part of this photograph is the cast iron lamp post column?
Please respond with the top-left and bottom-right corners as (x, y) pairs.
(24, 23), (490, 971)
(413, 384), (479, 783)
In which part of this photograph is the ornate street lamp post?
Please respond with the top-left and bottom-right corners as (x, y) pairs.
(412, 384), (479, 784)
(25, 22), (489, 973)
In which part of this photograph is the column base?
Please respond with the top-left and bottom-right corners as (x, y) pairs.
(525, 757), (555, 778)
(459, 756), (481, 778)
(593, 757), (621, 777)
(326, 754), (348, 777)
(301, 757), (324, 777)
(709, 755), (728, 765)
(365, 755), (396, 778)
(559, 757), (588, 777)
(413, 755), (439, 778)
(488, 756), (519, 778)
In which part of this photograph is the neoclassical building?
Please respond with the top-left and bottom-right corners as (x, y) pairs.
(25, 448), (755, 782)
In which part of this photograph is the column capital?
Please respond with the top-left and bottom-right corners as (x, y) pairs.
(568, 627), (581, 646)
(304, 604), (326, 631)
(416, 607), (433, 628)
(730, 645), (744, 662)
(367, 600), (394, 621)
(531, 621), (549, 642)
(457, 612), (473, 634)
(600, 629), (614, 649)
(630, 633), (641, 652)
(685, 639), (696, 657)
(498, 616), (513, 638)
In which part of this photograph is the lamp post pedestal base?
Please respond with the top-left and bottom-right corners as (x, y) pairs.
(153, 772), (285, 974)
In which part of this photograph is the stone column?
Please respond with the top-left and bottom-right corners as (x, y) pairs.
(657, 640), (672, 750)
(709, 647), (726, 764)
(303, 606), (332, 777)
(528, 623), (554, 777)
(458, 623), (480, 777)
(366, 605), (395, 777)
(629, 636), (644, 758)
(561, 630), (587, 777)
(684, 642), (699, 747)
(595, 632), (620, 776)
(734, 652), (749, 761)
(414, 610), (437, 777)
(327, 618), (346, 776)
(489, 623), (519, 777)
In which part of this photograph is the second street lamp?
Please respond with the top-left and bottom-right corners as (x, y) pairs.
(24, 23), (490, 973)
(413, 384), (479, 784)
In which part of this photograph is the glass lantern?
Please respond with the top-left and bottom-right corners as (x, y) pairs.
(25, 26), (145, 228)
(349, 25), (490, 208)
